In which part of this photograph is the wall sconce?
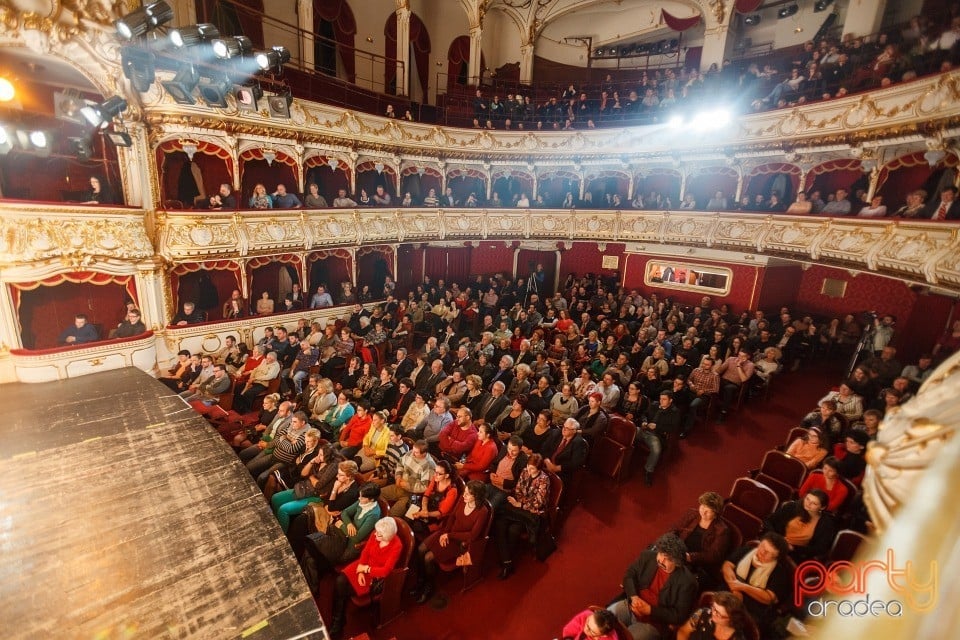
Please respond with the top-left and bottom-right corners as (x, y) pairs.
(182, 141), (198, 160)
(860, 158), (877, 173)
(374, 162), (384, 174)
(263, 149), (277, 166)
(417, 167), (425, 176)
(366, 36), (374, 43)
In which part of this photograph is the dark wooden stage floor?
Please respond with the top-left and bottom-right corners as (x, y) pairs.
(0, 368), (326, 640)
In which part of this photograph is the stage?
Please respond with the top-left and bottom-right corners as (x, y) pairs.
(0, 368), (325, 639)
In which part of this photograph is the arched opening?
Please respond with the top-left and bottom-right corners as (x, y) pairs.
(447, 35), (484, 92)
(156, 141), (234, 209)
(10, 273), (137, 349)
(585, 171), (630, 207)
(357, 246), (394, 298)
(307, 250), (352, 304)
(686, 167), (738, 210)
(491, 170), (534, 206)
(170, 261), (243, 322)
(356, 161), (398, 200)
(248, 255), (302, 314)
(445, 169), (487, 205)
(538, 171), (581, 207)
(304, 156), (352, 203)
(635, 170), (681, 208)
(313, 0), (357, 83)
(385, 12), (431, 102)
(809, 159), (869, 210)
(877, 152), (958, 210)
(239, 149), (299, 204)
(399, 166), (442, 204)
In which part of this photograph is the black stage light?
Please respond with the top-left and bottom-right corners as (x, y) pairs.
(105, 130), (133, 147)
(68, 136), (93, 159)
(267, 90), (293, 118)
(744, 14), (761, 26)
(255, 46), (292, 73)
(234, 83), (263, 112)
(169, 23), (219, 48)
(213, 35), (254, 59)
(198, 75), (232, 108)
(121, 47), (156, 93)
(162, 64), (200, 105)
(778, 4), (799, 19)
(115, 0), (174, 40)
(80, 96), (129, 129)
(814, 0), (834, 12)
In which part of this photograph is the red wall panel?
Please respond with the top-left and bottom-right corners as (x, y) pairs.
(470, 243), (516, 277)
(755, 264), (805, 313)
(558, 243), (626, 283)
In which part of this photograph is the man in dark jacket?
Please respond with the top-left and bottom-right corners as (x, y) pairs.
(639, 391), (681, 486)
(608, 533), (698, 638)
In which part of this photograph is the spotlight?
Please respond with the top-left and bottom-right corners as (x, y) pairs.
(213, 35), (254, 59)
(594, 48), (604, 57)
(115, 0), (173, 40)
(105, 130), (133, 148)
(0, 126), (11, 153)
(68, 136), (93, 159)
(814, 0), (834, 11)
(198, 75), (232, 108)
(255, 46), (292, 73)
(80, 96), (129, 129)
(744, 14), (761, 26)
(667, 115), (684, 129)
(0, 77), (14, 102)
(161, 64), (200, 105)
(777, 4), (799, 19)
(169, 23), (219, 48)
(234, 83), (263, 112)
(121, 47), (156, 93)
(29, 130), (48, 149)
(267, 90), (293, 118)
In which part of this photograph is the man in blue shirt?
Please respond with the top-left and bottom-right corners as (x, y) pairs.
(58, 314), (99, 345)
(310, 285), (333, 309)
(272, 183), (302, 209)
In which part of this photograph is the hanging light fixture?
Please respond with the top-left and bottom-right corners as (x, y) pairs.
(169, 23), (219, 48)
(115, 0), (174, 40)
(80, 96), (129, 129)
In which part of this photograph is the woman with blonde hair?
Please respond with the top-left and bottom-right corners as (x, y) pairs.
(249, 183), (273, 209)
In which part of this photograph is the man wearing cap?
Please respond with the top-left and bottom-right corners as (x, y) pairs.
(639, 391), (681, 486)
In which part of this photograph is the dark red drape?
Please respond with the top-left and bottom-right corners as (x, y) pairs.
(240, 158), (298, 203)
(309, 254), (352, 295)
(14, 279), (132, 349)
(314, 0), (357, 83)
(173, 265), (242, 320)
(357, 248), (393, 297)
(446, 247), (471, 283)
(160, 151), (233, 208)
(199, 0), (265, 49)
(385, 12), (431, 101)
(687, 173), (738, 209)
(250, 261), (297, 309)
(356, 167), (397, 198)
(734, 0), (764, 14)
(305, 162), (350, 202)
(662, 9), (701, 32)
(446, 35), (483, 91)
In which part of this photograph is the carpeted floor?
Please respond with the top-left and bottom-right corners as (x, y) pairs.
(335, 363), (838, 640)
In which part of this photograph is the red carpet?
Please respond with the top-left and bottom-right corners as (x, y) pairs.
(337, 365), (836, 640)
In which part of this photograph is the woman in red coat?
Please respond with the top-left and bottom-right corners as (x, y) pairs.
(455, 422), (500, 481)
(412, 480), (490, 603)
(330, 517), (403, 638)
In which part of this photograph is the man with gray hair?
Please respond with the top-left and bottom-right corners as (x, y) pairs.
(234, 350), (281, 413)
(608, 533), (697, 639)
(480, 380), (510, 424)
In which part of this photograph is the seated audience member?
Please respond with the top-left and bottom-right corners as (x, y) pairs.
(818, 382), (864, 422)
(517, 410), (560, 457)
(412, 480), (491, 603)
(353, 409), (391, 472)
(309, 285), (334, 309)
(262, 426), (321, 501)
(785, 191), (812, 215)
(336, 400), (372, 458)
(798, 456), (849, 513)
(113, 308), (146, 338)
(799, 399), (845, 442)
(438, 407), (479, 458)
(638, 391), (681, 486)
(422, 188), (439, 207)
(764, 489), (836, 561)
(562, 608), (620, 640)
(714, 349), (755, 421)
(246, 410), (311, 487)
(58, 313), (99, 345)
(416, 396), (454, 446)
(332, 188), (358, 208)
(271, 443), (343, 531)
(83, 175), (117, 204)
(455, 422), (499, 481)
(249, 183), (273, 209)
(405, 459), (459, 538)
(721, 533), (793, 636)
(234, 351), (281, 413)
(608, 533), (698, 637)
(925, 185), (960, 221)
(159, 349), (193, 390)
(272, 183), (302, 209)
(676, 591), (752, 640)
(786, 426), (830, 469)
(255, 291), (275, 315)
(833, 430), (869, 483)
(857, 195), (887, 217)
(172, 301), (204, 325)
(820, 189), (852, 215)
(329, 516), (402, 638)
(184, 363), (231, 405)
(303, 182), (328, 208)
(492, 395), (531, 439)
(221, 289), (247, 319)
(381, 439), (437, 517)
(543, 417), (588, 485)
(573, 392), (609, 442)
(893, 189), (927, 218)
(682, 357), (720, 437)
(372, 185), (392, 206)
(494, 453), (551, 579)
(668, 492), (733, 590)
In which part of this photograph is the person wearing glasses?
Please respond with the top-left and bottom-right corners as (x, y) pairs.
(676, 591), (752, 640)
(562, 608), (620, 640)
(113, 308), (146, 338)
(608, 533), (698, 639)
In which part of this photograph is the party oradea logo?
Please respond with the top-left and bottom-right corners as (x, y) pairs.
(794, 549), (937, 618)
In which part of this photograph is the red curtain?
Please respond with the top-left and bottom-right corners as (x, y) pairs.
(305, 158), (351, 202)
(314, 0), (357, 83)
(447, 35), (474, 91)
(385, 12), (431, 101)
(356, 165), (398, 198)
(309, 251), (352, 296)
(662, 9), (701, 31)
(734, 0), (764, 13)
(240, 158), (298, 202)
(446, 247), (471, 283)
(158, 147), (233, 208)
(171, 262), (242, 320)
(12, 275), (135, 349)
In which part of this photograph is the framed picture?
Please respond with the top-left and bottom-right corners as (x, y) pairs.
(645, 260), (732, 295)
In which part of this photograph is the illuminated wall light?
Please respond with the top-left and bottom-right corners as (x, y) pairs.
(0, 77), (14, 102)
(29, 130), (48, 148)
